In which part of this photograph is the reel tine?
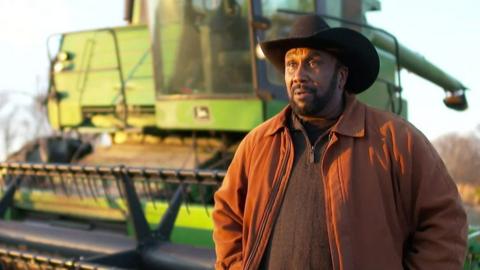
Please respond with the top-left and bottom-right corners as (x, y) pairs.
(157, 169), (170, 200)
(158, 168), (169, 201)
(98, 176), (106, 199)
(138, 175), (148, 200)
(31, 174), (40, 190)
(148, 179), (157, 209)
(92, 170), (101, 197)
(195, 171), (210, 217)
(24, 175), (31, 190)
(69, 168), (83, 199)
(0, 171), (11, 194)
(85, 169), (98, 202)
(3, 169), (12, 187)
(47, 174), (58, 195)
(58, 173), (70, 197)
(98, 167), (111, 199)
(0, 171), (5, 193)
(114, 168), (126, 201)
(175, 169), (190, 214)
(81, 167), (89, 193)
(142, 169), (156, 209)
(155, 179), (164, 200)
(79, 174), (89, 201)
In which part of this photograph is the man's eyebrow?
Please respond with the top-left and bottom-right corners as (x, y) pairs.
(285, 48), (306, 58)
(308, 51), (324, 58)
(285, 50), (325, 59)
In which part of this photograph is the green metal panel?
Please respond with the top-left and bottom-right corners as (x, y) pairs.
(76, 72), (122, 105)
(49, 25), (156, 129)
(144, 203), (213, 231)
(357, 48), (408, 119)
(144, 203), (214, 247)
(376, 48), (396, 85)
(171, 227), (213, 248)
(100, 26), (156, 107)
(155, 98), (264, 131)
(159, 24), (183, 88)
(357, 48), (395, 109)
(265, 99), (288, 119)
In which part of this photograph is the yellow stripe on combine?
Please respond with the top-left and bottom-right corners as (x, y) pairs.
(11, 190), (214, 231)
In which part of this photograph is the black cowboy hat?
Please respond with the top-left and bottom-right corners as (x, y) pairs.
(260, 14), (379, 93)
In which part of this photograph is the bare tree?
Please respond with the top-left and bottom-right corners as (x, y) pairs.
(433, 133), (480, 185)
(0, 91), (52, 160)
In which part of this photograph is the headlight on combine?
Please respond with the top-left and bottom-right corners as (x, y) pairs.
(53, 51), (75, 73)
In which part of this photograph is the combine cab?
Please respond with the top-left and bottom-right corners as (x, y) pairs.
(1, 0), (476, 269)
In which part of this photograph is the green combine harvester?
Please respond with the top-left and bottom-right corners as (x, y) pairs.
(0, 0), (477, 269)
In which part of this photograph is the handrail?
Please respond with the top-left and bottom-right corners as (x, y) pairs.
(108, 29), (129, 128)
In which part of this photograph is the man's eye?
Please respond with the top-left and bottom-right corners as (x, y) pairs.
(309, 59), (320, 67)
(285, 61), (297, 71)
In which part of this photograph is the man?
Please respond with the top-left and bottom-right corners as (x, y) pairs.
(213, 15), (467, 270)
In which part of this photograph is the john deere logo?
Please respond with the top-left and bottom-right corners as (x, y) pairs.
(194, 106), (210, 121)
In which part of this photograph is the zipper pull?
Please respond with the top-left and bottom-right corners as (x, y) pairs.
(310, 146), (315, 163)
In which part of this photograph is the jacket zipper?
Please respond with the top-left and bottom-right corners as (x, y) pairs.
(320, 132), (337, 269)
(309, 129), (330, 164)
(243, 140), (291, 270)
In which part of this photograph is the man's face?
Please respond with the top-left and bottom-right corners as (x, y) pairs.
(284, 48), (348, 117)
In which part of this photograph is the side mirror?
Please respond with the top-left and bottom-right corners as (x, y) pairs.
(443, 89), (468, 111)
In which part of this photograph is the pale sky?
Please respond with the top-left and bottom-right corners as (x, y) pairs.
(367, 0), (480, 140)
(0, 0), (478, 140)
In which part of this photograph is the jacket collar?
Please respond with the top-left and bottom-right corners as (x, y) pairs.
(264, 93), (365, 138)
(264, 106), (291, 136)
(331, 93), (365, 138)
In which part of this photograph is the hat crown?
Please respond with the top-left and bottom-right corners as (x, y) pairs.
(289, 15), (331, 38)
(259, 14), (379, 93)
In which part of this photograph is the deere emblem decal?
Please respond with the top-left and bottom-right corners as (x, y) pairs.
(194, 106), (210, 121)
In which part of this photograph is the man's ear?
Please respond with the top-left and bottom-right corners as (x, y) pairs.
(338, 66), (349, 90)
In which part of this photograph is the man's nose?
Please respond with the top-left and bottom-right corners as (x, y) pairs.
(292, 63), (308, 83)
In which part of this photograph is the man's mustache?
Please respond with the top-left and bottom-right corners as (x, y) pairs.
(292, 84), (315, 93)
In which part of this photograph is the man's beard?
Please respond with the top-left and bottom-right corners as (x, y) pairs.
(289, 71), (339, 117)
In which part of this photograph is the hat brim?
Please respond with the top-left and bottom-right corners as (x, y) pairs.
(260, 27), (379, 94)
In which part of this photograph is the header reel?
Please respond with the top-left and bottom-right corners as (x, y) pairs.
(0, 162), (225, 269)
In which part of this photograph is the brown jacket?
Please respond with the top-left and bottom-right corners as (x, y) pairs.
(213, 95), (467, 270)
